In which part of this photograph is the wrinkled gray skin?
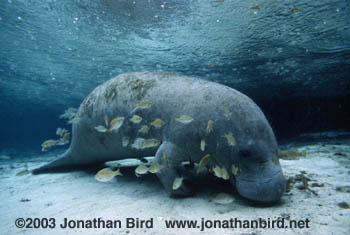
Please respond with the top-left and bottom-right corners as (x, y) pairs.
(33, 71), (286, 203)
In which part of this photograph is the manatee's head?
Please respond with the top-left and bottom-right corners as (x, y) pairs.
(217, 104), (286, 203)
(232, 139), (286, 203)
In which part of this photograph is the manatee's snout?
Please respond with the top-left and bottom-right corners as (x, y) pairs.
(235, 162), (286, 203)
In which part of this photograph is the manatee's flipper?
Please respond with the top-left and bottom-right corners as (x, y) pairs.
(155, 141), (194, 196)
(32, 149), (75, 174)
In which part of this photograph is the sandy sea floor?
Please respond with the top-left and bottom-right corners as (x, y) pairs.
(0, 138), (349, 235)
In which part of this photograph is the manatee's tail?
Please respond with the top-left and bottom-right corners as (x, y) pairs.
(32, 149), (75, 174)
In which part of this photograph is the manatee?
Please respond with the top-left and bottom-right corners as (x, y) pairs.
(33, 71), (286, 203)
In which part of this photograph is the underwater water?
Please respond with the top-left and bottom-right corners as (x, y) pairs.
(1, 0), (350, 151)
(0, 1), (349, 235)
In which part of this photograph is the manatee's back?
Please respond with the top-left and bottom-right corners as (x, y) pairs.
(69, 71), (253, 161)
(32, 71), (274, 173)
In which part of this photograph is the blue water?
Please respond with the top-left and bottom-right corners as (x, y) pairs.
(1, 0), (349, 152)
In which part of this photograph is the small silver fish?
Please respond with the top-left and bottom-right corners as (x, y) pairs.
(57, 132), (70, 145)
(172, 176), (184, 190)
(138, 125), (150, 134)
(135, 165), (149, 177)
(95, 168), (122, 182)
(122, 137), (129, 147)
(249, 5), (260, 10)
(56, 128), (63, 136)
(109, 117), (125, 132)
(94, 125), (108, 133)
(197, 154), (211, 174)
(41, 139), (58, 151)
(62, 132), (70, 139)
(209, 193), (234, 204)
(129, 115), (143, 124)
(200, 139), (206, 151)
(175, 115), (194, 124)
(16, 169), (30, 176)
(104, 114), (109, 128)
(149, 118), (165, 128)
(231, 164), (239, 175)
(223, 132), (236, 146)
(163, 152), (169, 168)
(212, 166), (229, 180)
(149, 162), (164, 174)
(59, 107), (77, 120)
(41, 140), (57, 146)
(132, 100), (152, 110)
(206, 120), (214, 134)
(56, 138), (69, 146)
(68, 116), (81, 124)
(131, 138), (161, 149)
